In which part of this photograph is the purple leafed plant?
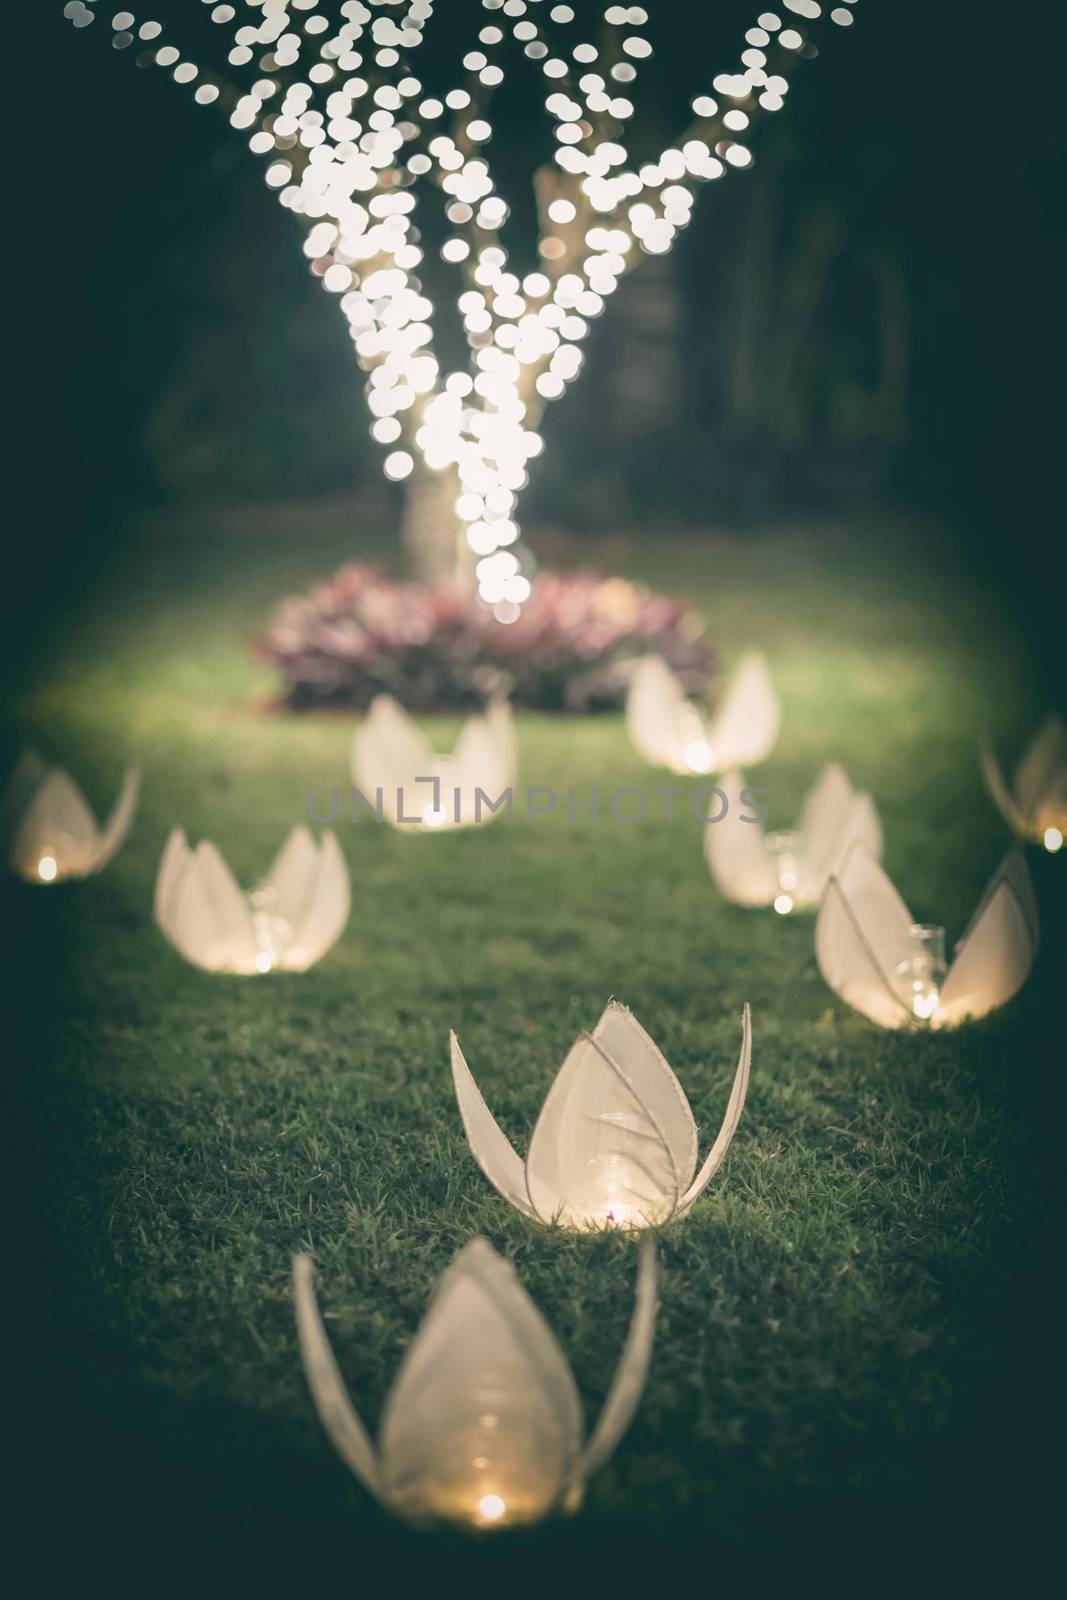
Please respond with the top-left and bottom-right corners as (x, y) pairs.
(255, 566), (715, 713)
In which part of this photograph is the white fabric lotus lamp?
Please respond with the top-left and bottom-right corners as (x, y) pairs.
(982, 714), (1067, 854)
(2, 749), (139, 884)
(293, 1235), (657, 1529)
(352, 695), (516, 831)
(451, 1001), (751, 1231)
(154, 825), (349, 974)
(815, 845), (1038, 1029)
(626, 652), (779, 776)
(706, 764), (882, 914)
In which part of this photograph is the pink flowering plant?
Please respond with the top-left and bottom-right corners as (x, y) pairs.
(256, 566), (715, 712)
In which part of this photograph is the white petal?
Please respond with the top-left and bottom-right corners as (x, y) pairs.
(263, 825), (319, 925)
(980, 739), (1027, 837)
(796, 763), (854, 879)
(1014, 714), (1067, 827)
(351, 695), (433, 827)
(706, 651), (779, 770)
(167, 841), (258, 972)
(570, 1237), (658, 1498)
(1, 749), (48, 838)
(812, 790), (883, 900)
(675, 1004), (752, 1217)
(815, 847), (915, 1028)
(10, 768), (99, 879)
(958, 847), (1038, 952)
(704, 769), (778, 906)
(451, 712), (513, 824)
(379, 1238), (582, 1526)
(936, 851), (1038, 1027)
(486, 697), (517, 776)
(625, 655), (693, 772)
(153, 827), (192, 934)
(832, 842), (915, 972)
(525, 1032), (680, 1230)
(278, 831), (350, 970)
(92, 765), (140, 871)
(292, 1255), (382, 1501)
(450, 1032), (535, 1217)
(591, 1001), (698, 1188)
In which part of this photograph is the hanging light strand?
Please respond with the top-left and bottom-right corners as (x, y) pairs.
(65, 1), (858, 613)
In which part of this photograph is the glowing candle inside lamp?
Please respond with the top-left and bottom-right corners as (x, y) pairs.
(477, 1493), (507, 1524)
(893, 923), (947, 1022)
(249, 883), (291, 977)
(684, 739), (714, 774)
(766, 829), (802, 914)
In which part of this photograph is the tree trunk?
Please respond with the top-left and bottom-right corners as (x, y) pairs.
(611, 249), (683, 436)
(400, 459), (471, 588)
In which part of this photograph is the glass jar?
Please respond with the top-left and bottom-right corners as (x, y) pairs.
(893, 923), (947, 1021)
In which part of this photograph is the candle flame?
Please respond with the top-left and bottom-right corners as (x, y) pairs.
(477, 1493), (507, 1524)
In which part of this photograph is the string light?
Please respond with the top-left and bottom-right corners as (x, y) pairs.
(66, 1), (858, 609)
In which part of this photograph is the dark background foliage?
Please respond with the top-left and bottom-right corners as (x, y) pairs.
(15, 3), (1067, 680)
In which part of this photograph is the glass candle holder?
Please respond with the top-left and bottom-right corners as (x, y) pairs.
(893, 923), (947, 1021)
(679, 704), (713, 774)
(248, 883), (292, 975)
(766, 829), (805, 914)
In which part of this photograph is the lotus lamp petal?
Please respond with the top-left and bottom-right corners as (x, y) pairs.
(293, 1235), (657, 1529)
(154, 825), (349, 974)
(815, 844), (1038, 1028)
(982, 715), (1067, 853)
(451, 1001), (751, 1230)
(352, 695), (516, 831)
(627, 652), (779, 776)
(3, 749), (139, 884)
(706, 764), (882, 913)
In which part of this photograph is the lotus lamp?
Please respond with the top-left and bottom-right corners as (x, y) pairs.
(293, 1235), (657, 1529)
(706, 764), (882, 914)
(2, 749), (139, 884)
(816, 844), (1038, 1028)
(981, 715), (1067, 854)
(154, 825), (349, 974)
(352, 696), (516, 831)
(627, 652), (779, 777)
(451, 1001), (751, 1231)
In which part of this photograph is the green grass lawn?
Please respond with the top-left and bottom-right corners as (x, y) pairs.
(10, 517), (1059, 1583)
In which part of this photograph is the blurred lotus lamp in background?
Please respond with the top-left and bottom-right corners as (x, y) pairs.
(352, 695), (515, 831)
(451, 1000), (751, 1230)
(293, 1235), (657, 1529)
(627, 652), (779, 776)
(154, 826), (349, 973)
(815, 846), (1038, 1028)
(981, 715), (1067, 854)
(706, 764), (881, 914)
(66, 3), (860, 600)
(2, 750), (139, 884)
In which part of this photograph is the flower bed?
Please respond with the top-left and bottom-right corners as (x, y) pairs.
(256, 565), (715, 712)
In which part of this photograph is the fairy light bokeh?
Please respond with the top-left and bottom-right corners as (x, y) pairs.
(65, 1), (859, 613)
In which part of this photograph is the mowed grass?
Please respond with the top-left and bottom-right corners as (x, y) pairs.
(10, 518), (1059, 1580)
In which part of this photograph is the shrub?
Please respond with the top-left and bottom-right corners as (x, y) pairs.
(256, 565), (715, 712)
